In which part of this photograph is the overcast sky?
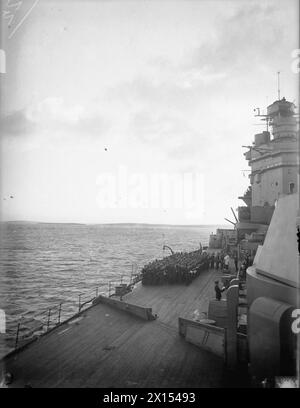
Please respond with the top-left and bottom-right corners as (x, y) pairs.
(0, 0), (299, 224)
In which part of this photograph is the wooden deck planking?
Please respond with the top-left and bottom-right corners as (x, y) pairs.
(1, 268), (225, 388)
(124, 268), (221, 326)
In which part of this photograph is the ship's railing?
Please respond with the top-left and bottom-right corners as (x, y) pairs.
(13, 285), (104, 350)
(12, 267), (143, 350)
(107, 271), (143, 297)
(78, 286), (102, 311)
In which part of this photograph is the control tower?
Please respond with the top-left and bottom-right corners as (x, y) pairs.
(233, 97), (299, 258)
(239, 97), (298, 225)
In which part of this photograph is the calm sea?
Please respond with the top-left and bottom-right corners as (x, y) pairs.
(0, 222), (220, 357)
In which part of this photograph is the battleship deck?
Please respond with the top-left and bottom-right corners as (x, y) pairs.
(1, 268), (230, 388)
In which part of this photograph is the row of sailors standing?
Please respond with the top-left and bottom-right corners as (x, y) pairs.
(141, 249), (254, 286)
(141, 250), (209, 286)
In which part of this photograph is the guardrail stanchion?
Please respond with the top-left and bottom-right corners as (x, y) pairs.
(58, 303), (62, 324)
(47, 308), (51, 331)
(78, 293), (82, 312)
(15, 322), (21, 349)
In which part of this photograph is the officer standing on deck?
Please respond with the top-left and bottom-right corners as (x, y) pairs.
(214, 280), (226, 301)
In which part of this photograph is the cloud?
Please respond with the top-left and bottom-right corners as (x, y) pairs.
(138, 2), (292, 93)
(1, 97), (110, 138)
(146, 55), (228, 89)
(185, 2), (287, 79)
(129, 110), (209, 162)
(0, 109), (36, 136)
(27, 97), (85, 124)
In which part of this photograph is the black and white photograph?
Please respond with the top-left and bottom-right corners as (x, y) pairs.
(0, 0), (299, 391)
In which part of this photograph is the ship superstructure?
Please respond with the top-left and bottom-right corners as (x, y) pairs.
(210, 96), (299, 256)
(208, 95), (299, 383)
(238, 97), (298, 242)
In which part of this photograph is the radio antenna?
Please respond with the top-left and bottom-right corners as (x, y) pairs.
(277, 71), (280, 100)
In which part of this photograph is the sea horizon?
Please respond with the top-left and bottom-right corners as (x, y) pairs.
(1, 220), (231, 228)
